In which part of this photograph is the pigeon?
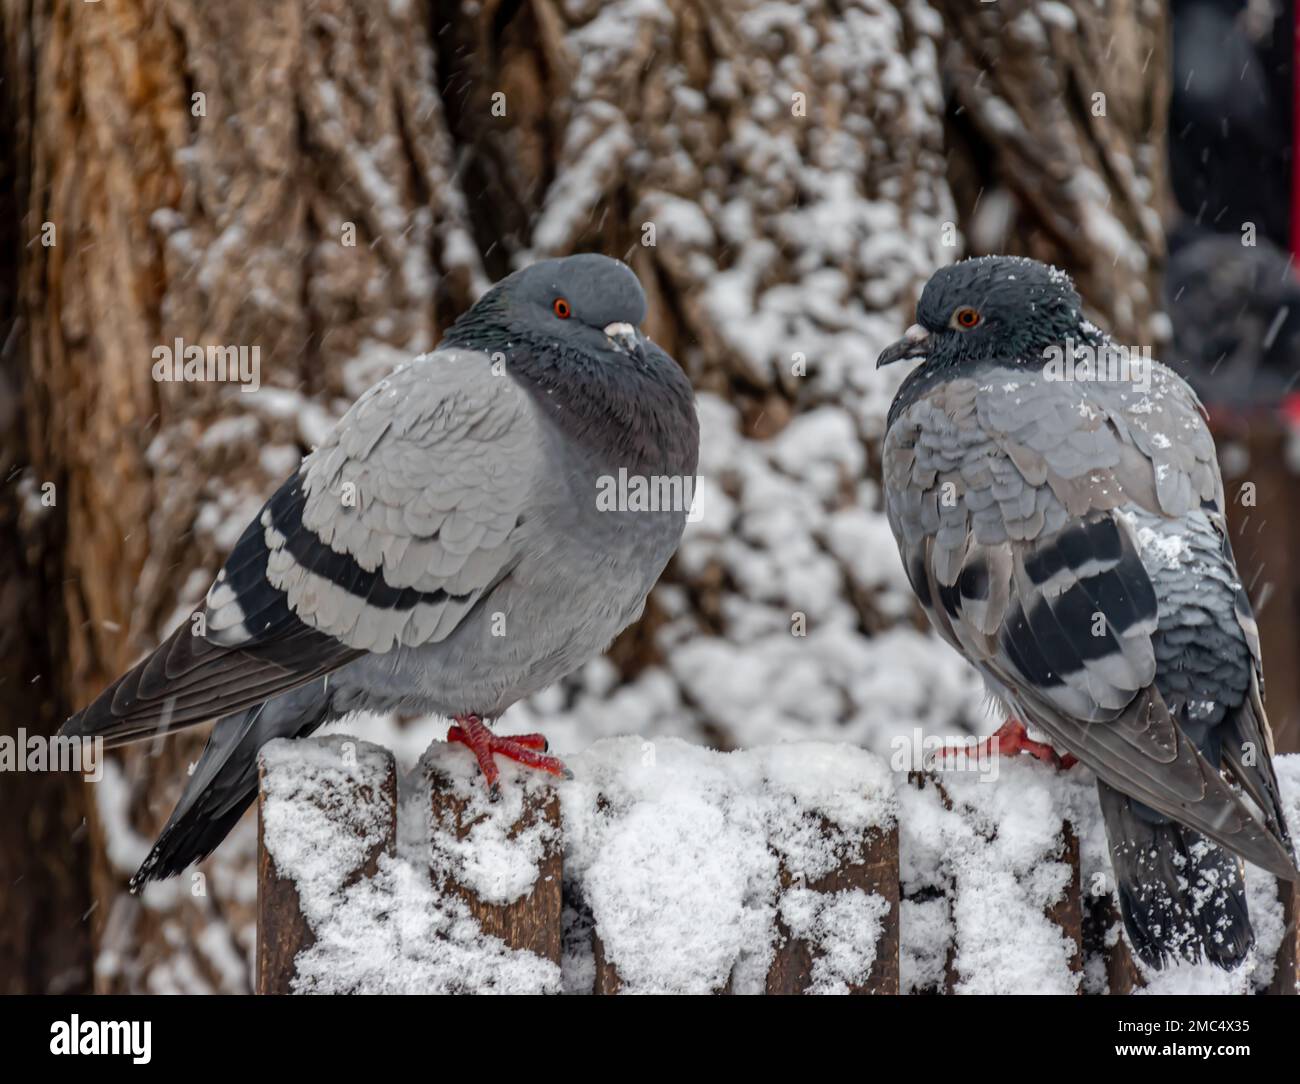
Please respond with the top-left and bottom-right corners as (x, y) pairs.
(1169, 0), (1290, 248)
(63, 253), (699, 890)
(878, 255), (1299, 970)
(1164, 220), (1300, 413)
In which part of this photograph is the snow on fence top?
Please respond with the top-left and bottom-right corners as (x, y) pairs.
(256, 736), (1300, 995)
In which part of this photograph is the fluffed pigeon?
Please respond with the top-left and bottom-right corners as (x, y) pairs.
(64, 253), (699, 889)
(878, 255), (1299, 970)
(1164, 220), (1300, 413)
(1169, 0), (1290, 248)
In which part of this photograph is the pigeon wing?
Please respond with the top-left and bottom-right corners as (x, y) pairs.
(65, 349), (539, 746)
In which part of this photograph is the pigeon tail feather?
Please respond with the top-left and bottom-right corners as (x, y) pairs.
(1099, 780), (1255, 971)
(129, 680), (334, 891)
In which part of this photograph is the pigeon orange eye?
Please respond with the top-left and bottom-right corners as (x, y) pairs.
(954, 307), (981, 329)
(553, 298), (571, 319)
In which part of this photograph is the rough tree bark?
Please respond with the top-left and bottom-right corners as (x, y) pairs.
(3, 0), (482, 993)
(0, 0), (1168, 992)
(0, 0), (94, 996)
(941, 0), (1169, 344)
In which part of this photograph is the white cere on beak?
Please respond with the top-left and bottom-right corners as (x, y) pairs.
(604, 321), (640, 353)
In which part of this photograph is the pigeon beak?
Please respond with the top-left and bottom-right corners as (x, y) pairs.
(877, 324), (931, 368)
(604, 321), (642, 356)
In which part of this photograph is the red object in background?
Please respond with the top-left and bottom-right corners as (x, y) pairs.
(1282, 390), (1300, 427)
(1206, 393), (1300, 432)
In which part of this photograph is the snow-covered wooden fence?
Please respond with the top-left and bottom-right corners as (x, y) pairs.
(254, 736), (1300, 995)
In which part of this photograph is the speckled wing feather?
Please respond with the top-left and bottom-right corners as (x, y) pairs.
(884, 360), (1297, 880)
(65, 349), (539, 745)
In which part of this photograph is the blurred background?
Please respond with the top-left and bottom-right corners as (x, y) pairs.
(0, 0), (1295, 993)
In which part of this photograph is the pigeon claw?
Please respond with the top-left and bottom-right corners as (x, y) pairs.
(447, 715), (570, 793)
(931, 717), (1076, 770)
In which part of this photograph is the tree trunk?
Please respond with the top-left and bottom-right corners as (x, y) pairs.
(0, 0), (1168, 992)
(0, 0), (94, 996)
(4, 0), (482, 993)
(940, 0), (1169, 344)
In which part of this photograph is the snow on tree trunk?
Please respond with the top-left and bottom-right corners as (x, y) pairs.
(0, 0), (1169, 992)
(6, 0), (483, 994)
(940, 0), (1169, 344)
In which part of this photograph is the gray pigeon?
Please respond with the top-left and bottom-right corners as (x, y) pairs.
(878, 255), (1299, 970)
(1164, 220), (1300, 411)
(64, 253), (699, 889)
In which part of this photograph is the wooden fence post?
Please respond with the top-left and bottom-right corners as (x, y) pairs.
(256, 739), (397, 994)
(1047, 822), (1084, 980)
(425, 750), (563, 965)
(908, 772), (1084, 993)
(1270, 879), (1299, 995)
(1095, 897), (1144, 995)
(587, 929), (736, 994)
(253, 741), (1291, 994)
(587, 781), (899, 995)
(591, 931), (624, 995)
(765, 820), (900, 994)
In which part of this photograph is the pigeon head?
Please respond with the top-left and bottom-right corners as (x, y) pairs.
(878, 256), (1086, 372)
(443, 253), (697, 474)
(445, 253), (651, 364)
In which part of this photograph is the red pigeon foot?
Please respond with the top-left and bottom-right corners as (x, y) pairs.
(447, 714), (571, 797)
(932, 718), (1076, 769)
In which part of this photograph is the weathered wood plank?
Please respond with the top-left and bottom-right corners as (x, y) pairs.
(1046, 821), (1084, 984)
(255, 805), (314, 997)
(256, 742), (396, 994)
(426, 756), (563, 965)
(1083, 890), (1145, 995)
(1269, 878), (1299, 995)
(907, 772), (1083, 992)
(938, 819), (1084, 993)
(591, 931), (623, 995)
(589, 930), (737, 994)
(766, 822), (900, 994)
